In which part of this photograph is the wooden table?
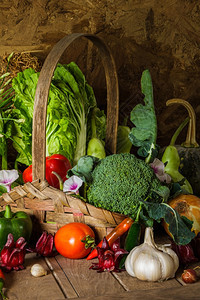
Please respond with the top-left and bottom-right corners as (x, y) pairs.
(2, 252), (200, 300)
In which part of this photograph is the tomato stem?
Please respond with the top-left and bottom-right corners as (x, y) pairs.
(81, 235), (96, 250)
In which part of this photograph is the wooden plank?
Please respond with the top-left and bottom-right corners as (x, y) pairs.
(112, 271), (181, 292)
(55, 255), (126, 298)
(45, 256), (78, 298)
(4, 253), (65, 300)
(67, 282), (200, 300)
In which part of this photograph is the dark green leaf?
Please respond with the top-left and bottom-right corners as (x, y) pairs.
(67, 155), (100, 183)
(144, 201), (195, 245)
(129, 70), (157, 162)
(0, 185), (7, 195)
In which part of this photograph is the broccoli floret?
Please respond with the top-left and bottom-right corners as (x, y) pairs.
(87, 153), (169, 219)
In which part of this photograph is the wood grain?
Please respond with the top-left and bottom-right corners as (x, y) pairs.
(3, 253), (200, 299)
(45, 257), (78, 298)
(55, 255), (125, 298)
(70, 283), (200, 300)
(4, 253), (65, 300)
(113, 270), (180, 292)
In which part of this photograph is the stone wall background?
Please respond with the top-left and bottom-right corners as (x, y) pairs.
(1, 0), (200, 147)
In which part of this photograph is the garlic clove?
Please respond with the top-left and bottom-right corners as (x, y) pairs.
(31, 263), (47, 277)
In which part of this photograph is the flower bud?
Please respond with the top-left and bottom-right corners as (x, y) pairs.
(0, 233), (26, 271)
(35, 231), (54, 257)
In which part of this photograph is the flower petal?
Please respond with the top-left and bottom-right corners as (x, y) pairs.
(63, 175), (83, 193)
(150, 158), (171, 183)
(0, 170), (19, 192)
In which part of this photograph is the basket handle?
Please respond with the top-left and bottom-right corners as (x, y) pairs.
(32, 33), (119, 181)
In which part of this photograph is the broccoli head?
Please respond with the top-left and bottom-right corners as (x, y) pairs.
(86, 153), (169, 219)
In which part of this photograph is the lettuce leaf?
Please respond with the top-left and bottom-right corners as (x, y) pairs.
(129, 70), (158, 163)
(10, 62), (106, 166)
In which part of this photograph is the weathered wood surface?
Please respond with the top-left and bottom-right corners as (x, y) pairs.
(75, 283), (200, 300)
(4, 254), (65, 300)
(1, 0), (200, 147)
(3, 252), (200, 300)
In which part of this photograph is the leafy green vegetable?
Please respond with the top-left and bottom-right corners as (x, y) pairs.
(86, 153), (169, 217)
(0, 112), (7, 169)
(67, 155), (100, 183)
(143, 201), (195, 245)
(70, 153), (169, 217)
(117, 118), (132, 154)
(9, 62), (106, 166)
(0, 53), (15, 169)
(87, 107), (106, 159)
(70, 153), (194, 245)
(129, 70), (158, 163)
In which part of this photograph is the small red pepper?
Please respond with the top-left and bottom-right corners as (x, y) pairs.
(87, 217), (134, 260)
(23, 154), (72, 189)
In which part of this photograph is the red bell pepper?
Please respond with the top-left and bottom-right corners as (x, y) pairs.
(23, 154), (72, 189)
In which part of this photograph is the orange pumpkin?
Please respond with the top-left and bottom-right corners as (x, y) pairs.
(163, 194), (200, 236)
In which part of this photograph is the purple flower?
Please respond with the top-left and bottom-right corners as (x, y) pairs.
(0, 170), (19, 192)
(150, 158), (171, 183)
(63, 175), (83, 194)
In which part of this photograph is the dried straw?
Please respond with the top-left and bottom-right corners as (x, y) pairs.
(0, 52), (42, 79)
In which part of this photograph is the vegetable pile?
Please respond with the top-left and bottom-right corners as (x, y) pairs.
(2, 61), (106, 168)
(1, 52), (200, 287)
(69, 153), (169, 218)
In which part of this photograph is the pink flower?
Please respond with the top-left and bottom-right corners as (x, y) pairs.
(63, 175), (83, 194)
(0, 170), (19, 192)
(150, 158), (171, 184)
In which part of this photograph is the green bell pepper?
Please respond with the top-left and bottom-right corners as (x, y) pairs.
(0, 205), (32, 251)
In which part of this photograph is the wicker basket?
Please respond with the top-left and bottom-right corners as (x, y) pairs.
(0, 33), (126, 241)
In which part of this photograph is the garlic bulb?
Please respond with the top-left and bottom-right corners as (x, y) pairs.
(31, 263), (47, 277)
(125, 227), (179, 282)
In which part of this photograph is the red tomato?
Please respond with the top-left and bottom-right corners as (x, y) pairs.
(54, 222), (95, 259)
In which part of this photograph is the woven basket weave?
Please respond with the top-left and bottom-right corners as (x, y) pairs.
(0, 33), (126, 241)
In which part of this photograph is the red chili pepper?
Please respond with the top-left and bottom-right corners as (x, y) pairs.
(0, 269), (7, 299)
(23, 154), (72, 189)
(87, 217), (134, 260)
